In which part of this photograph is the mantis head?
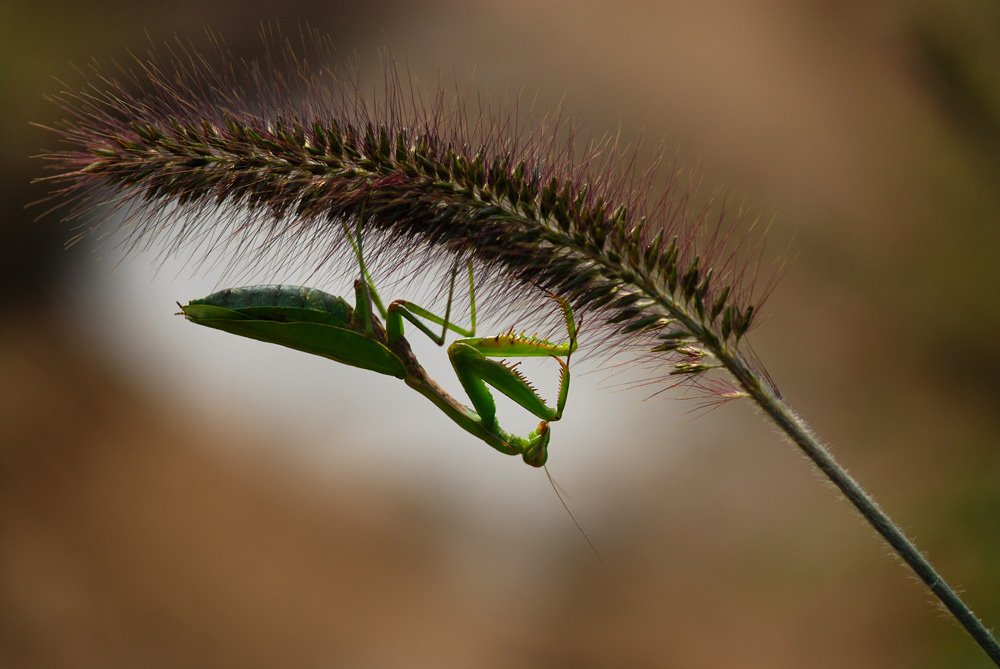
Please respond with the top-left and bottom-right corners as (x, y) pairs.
(522, 421), (551, 467)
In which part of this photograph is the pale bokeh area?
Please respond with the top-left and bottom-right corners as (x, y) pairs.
(5, 1), (1000, 667)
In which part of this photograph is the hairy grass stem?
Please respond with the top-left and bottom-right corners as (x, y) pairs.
(34, 29), (1000, 664)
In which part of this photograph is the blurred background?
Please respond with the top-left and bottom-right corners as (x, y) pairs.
(4, 1), (1000, 666)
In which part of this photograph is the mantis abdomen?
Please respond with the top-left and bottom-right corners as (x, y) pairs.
(181, 283), (410, 378)
(193, 285), (353, 323)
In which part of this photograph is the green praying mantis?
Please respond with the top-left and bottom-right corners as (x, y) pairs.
(179, 221), (577, 467)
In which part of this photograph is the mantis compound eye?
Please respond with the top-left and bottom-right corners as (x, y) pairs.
(522, 422), (550, 467)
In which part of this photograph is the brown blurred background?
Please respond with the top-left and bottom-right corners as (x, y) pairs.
(4, 1), (1000, 667)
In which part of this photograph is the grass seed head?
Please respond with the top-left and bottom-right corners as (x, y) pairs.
(35, 27), (773, 393)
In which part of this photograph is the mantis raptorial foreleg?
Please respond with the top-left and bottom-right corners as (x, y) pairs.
(380, 257), (574, 442)
(447, 304), (574, 431)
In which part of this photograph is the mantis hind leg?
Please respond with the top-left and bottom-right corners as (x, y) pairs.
(341, 197), (386, 336)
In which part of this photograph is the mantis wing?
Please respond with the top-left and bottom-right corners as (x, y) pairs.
(182, 304), (407, 379)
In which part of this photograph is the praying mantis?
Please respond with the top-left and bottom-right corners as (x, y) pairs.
(179, 220), (577, 467)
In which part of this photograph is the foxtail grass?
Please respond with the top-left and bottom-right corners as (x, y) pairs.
(34, 28), (1000, 665)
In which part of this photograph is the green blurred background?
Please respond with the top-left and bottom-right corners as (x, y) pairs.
(4, 1), (1000, 666)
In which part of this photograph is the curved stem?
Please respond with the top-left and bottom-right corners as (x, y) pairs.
(720, 350), (1000, 666)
